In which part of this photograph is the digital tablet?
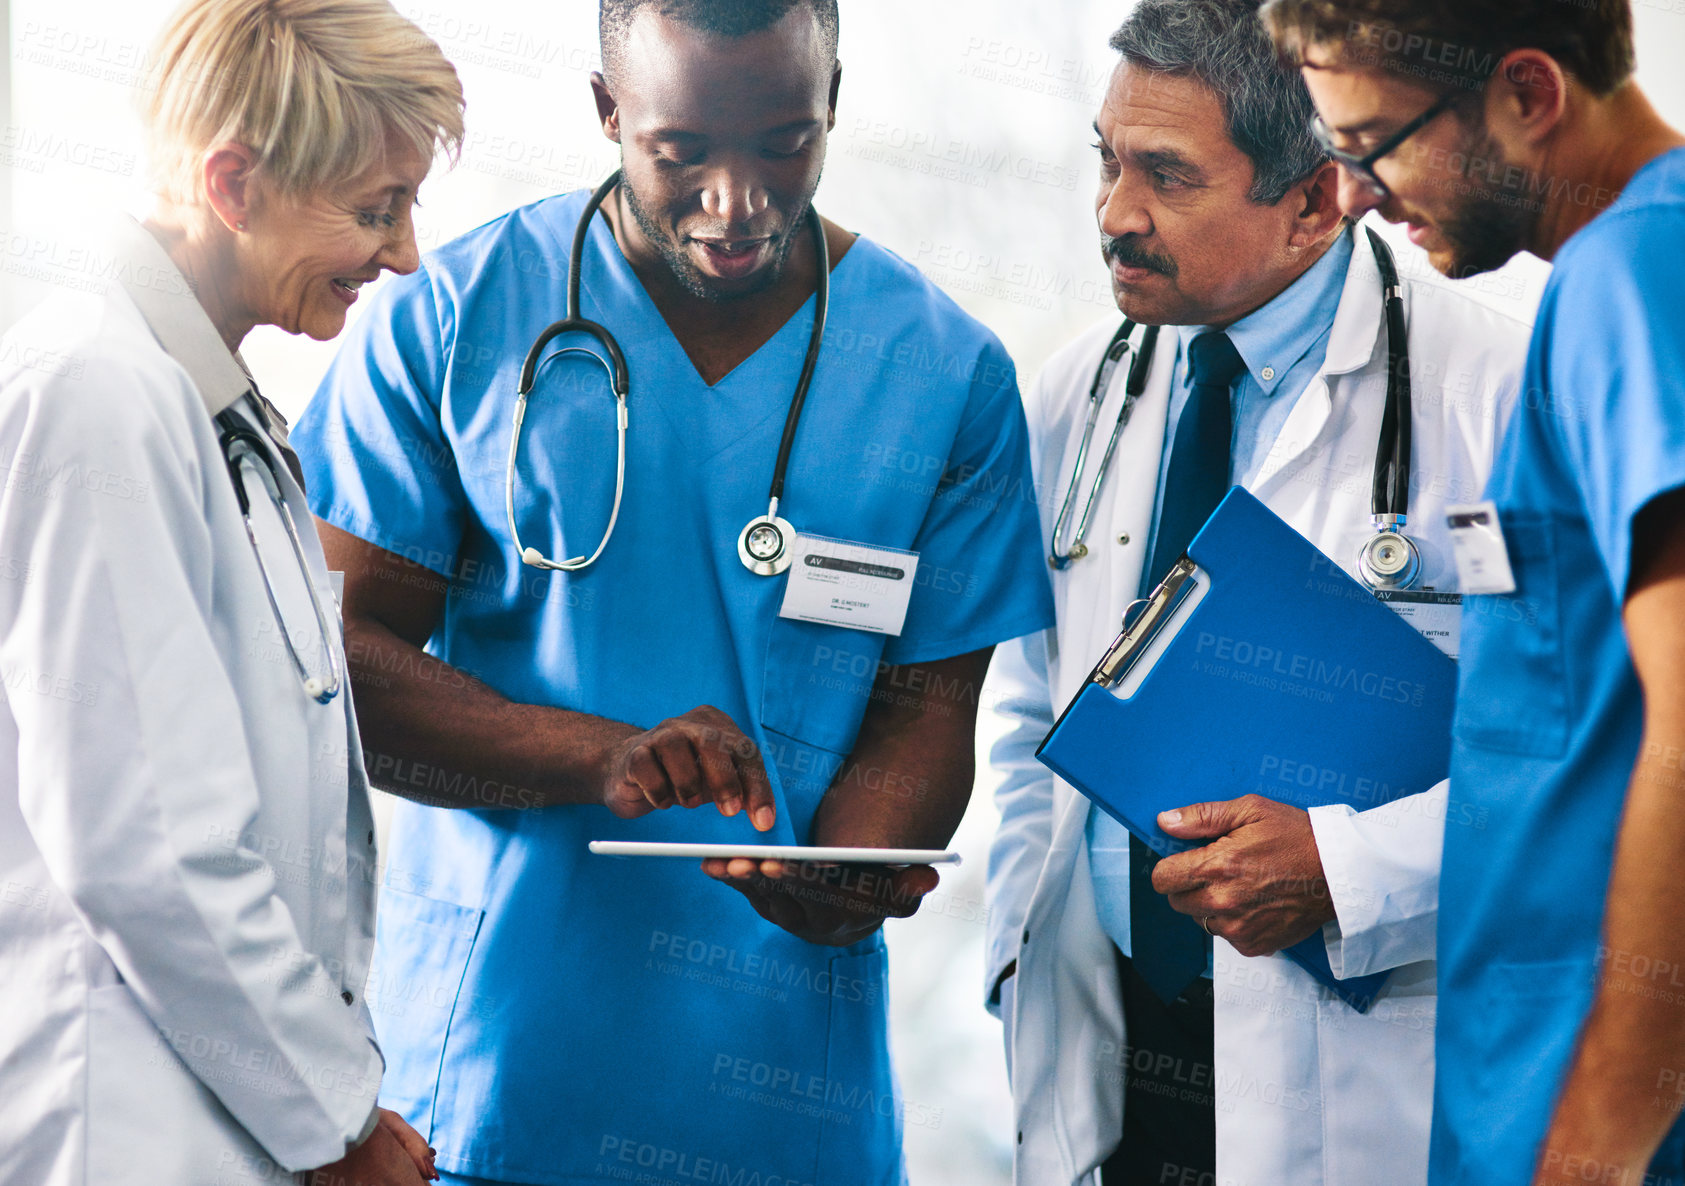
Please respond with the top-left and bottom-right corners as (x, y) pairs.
(587, 841), (962, 865)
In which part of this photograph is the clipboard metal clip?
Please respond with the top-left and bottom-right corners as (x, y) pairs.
(1090, 556), (1199, 688)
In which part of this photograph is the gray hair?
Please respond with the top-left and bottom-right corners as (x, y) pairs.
(1110, 0), (1326, 205)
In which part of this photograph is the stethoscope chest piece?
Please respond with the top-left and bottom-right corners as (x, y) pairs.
(1357, 525), (1422, 590)
(739, 510), (796, 576)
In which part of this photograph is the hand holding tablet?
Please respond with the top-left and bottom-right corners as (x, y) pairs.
(587, 841), (962, 865)
(589, 841), (958, 947)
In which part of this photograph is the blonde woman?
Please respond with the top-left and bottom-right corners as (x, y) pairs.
(0, 2), (463, 1183)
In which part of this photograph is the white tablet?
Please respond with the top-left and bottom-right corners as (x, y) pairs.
(587, 841), (962, 866)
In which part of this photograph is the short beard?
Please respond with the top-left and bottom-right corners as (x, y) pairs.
(619, 171), (808, 303)
(1431, 125), (1540, 278)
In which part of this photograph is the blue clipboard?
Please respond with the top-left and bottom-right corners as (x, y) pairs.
(1036, 488), (1456, 1012)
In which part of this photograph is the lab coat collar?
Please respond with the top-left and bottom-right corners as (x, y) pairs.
(1321, 220), (1387, 378)
(108, 215), (252, 418)
(1246, 223), (1390, 490)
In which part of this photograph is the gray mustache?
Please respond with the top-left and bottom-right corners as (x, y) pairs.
(1102, 235), (1178, 278)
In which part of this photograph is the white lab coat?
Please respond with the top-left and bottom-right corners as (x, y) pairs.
(984, 235), (1531, 1186)
(0, 219), (383, 1185)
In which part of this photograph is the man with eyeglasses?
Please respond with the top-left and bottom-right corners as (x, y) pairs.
(1263, 2), (1685, 1185)
(1309, 89), (1462, 208)
(982, 1), (1533, 1183)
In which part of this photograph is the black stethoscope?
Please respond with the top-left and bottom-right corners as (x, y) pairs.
(1048, 226), (1421, 591)
(217, 410), (345, 704)
(506, 169), (829, 578)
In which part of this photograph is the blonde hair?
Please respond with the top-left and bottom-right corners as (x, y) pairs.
(143, 0), (466, 204)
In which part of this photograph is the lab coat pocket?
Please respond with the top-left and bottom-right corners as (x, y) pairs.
(85, 983), (279, 1185)
(759, 618), (886, 802)
(814, 949), (905, 1186)
(1453, 514), (1569, 758)
(1317, 991), (1435, 1186)
(365, 887), (483, 1138)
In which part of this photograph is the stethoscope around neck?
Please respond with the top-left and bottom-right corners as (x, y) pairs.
(216, 413), (345, 704)
(505, 169), (829, 578)
(1358, 226), (1421, 591)
(1048, 226), (1422, 592)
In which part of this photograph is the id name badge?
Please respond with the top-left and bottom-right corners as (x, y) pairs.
(1375, 589), (1463, 660)
(1445, 501), (1517, 595)
(778, 534), (919, 636)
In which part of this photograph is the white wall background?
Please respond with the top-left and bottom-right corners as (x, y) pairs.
(8, 2), (1685, 1182)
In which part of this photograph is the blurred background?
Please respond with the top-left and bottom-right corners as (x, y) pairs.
(6, 0), (1684, 1181)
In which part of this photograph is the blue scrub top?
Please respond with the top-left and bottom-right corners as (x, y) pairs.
(1432, 148), (1685, 1185)
(294, 188), (1053, 1186)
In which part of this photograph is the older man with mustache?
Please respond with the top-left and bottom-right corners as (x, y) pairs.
(982, 1), (1533, 1183)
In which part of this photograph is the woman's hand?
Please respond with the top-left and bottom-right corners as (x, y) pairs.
(377, 1109), (438, 1182)
(307, 1108), (437, 1184)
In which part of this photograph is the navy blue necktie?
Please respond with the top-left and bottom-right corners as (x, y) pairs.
(1128, 330), (1246, 1004)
